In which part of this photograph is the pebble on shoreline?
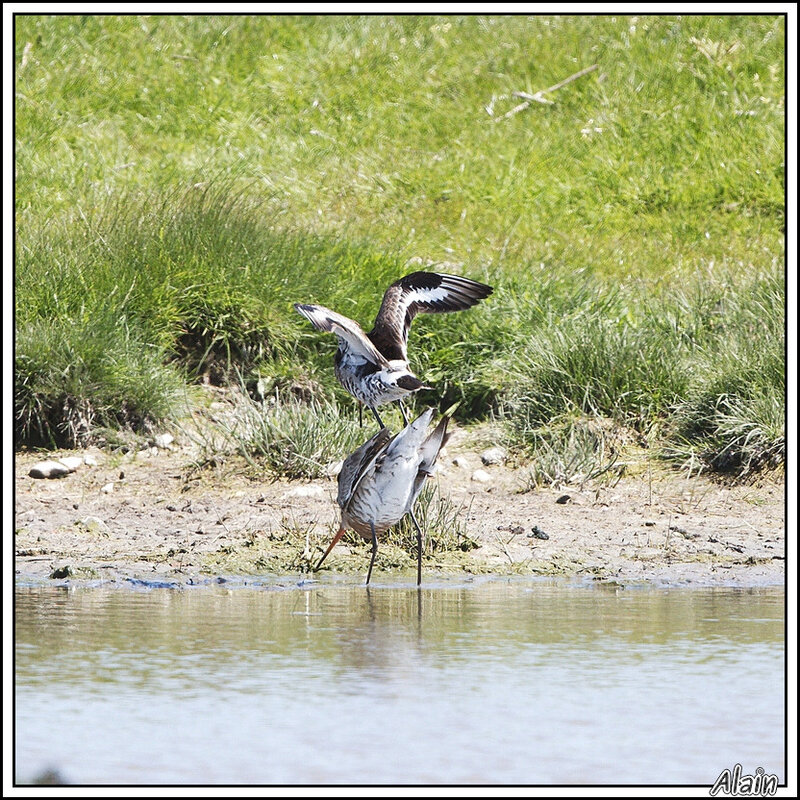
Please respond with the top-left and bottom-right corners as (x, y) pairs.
(284, 485), (326, 500)
(480, 447), (506, 466)
(30, 454), (98, 479)
(471, 469), (492, 483)
(29, 460), (71, 479)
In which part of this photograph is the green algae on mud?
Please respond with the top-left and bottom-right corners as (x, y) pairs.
(197, 528), (490, 581)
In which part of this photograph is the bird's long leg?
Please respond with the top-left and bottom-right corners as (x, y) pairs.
(409, 509), (424, 587)
(315, 526), (346, 572)
(358, 404), (363, 429)
(366, 520), (379, 586)
(370, 406), (386, 429)
(397, 400), (410, 426)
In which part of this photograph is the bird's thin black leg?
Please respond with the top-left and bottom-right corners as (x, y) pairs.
(370, 406), (386, 429)
(409, 509), (424, 587)
(358, 403), (363, 428)
(366, 521), (379, 586)
(397, 400), (410, 426)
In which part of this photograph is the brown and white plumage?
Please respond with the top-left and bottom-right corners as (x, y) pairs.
(368, 272), (494, 362)
(295, 271), (492, 427)
(335, 426), (394, 511)
(315, 408), (450, 585)
(294, 306), (390, 369)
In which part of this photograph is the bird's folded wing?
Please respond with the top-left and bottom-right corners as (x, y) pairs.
(337, 427), (394, 509)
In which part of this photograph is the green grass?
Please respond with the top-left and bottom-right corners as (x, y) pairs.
(15, 306), (188, 447)
(515, 416), (627, 491)
(218, 392), (369, 480)
(391, 483), (478, 555)
(498, 261), (784, 475)
(15, 15), (785, 476)
(16, 15), (783, 264)
(667, 268), (786, 474)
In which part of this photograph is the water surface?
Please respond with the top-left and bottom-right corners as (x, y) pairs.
(15, 579), (785, 785)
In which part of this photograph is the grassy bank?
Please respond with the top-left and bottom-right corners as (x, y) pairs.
(15, 14), (785, 477)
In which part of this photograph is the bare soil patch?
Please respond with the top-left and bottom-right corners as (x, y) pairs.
(14, 429), (784, 589)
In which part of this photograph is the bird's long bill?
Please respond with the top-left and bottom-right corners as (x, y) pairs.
(315, 526), (347, 571)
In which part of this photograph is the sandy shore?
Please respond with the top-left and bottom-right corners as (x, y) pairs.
(14, 431), (785, 589)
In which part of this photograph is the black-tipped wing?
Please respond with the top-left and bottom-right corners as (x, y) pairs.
(295, 303), (389, 367)
(337, 426), (394, 510)
(368, 272), (493, 361)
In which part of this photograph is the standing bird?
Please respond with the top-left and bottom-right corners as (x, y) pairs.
(315, 408), (450, 586)
(295, 271), (492, 428)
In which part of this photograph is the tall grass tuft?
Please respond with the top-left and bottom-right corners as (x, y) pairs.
(499, 273), (687, 440)
(518, 416), (627, 490)
(500, 265), (785, 479)
(389, 483), (478, 555)
(14, 183), (408, 445)
(667, 265), (785, 474)
(219, 392), (368, 480)
(15, 312), (187, 447)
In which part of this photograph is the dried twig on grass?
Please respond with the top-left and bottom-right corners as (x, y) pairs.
(493, 63), (598, 122)
(512, 91), (555, 105)
(521, 63), (600, 98)
(493, 533), (516, 565)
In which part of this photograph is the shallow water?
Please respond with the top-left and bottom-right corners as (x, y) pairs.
(15, 578), (785, 786)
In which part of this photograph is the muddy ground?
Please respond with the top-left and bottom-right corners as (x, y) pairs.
(14, 420), (785, 589)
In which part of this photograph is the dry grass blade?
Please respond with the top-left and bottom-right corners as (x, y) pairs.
(495, 63), (598, 121)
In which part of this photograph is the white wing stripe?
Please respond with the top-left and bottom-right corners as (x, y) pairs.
(295, 304), (389, 366)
